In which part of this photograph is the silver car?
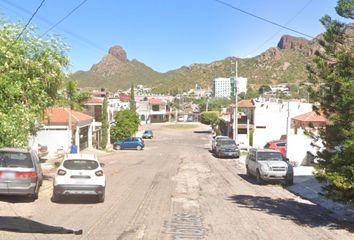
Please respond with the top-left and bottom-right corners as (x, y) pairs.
(0, 148), (43, 200)
(246, 149), (293, 186)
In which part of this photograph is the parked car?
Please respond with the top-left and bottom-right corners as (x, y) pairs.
(214, 139), (240, 158)
(142, 130), (153, 139)
(246, 148), (293, 185)
(211, 136), (230, 152)
(0, 148), (43, 200)
(264, 140), (287, 157)
(113, 137), (145, 150)
(187, 116), (193, 122)
(178, 116), (185, 122)
(52, 154), (106, 202)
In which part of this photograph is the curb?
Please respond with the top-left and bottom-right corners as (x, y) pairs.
(287, 179), (354, 224)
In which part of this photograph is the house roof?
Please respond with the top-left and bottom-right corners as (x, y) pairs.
(44, 107), (93, 125)
(149, 98), (166, 105)
(119, 94), (131, 102)
(231, 99), (255, 108)
(292, 111), (326, 123)
(85, 96), (104, 105)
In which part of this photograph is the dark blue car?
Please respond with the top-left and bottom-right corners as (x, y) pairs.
(114, 137), (144, 150)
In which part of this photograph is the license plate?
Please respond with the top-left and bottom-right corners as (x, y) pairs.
(74, 180), (86, 184)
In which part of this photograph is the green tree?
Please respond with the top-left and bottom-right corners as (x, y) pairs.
(200, 111), (219, 130)
(130, 83), (136, 112)
(110, 110), (139, 141)
(258, 85), (271, 94)
(58, 80), (90, 111)
(100, 98), (109, 149)
(307, 0), (354, 203)
(0, 20), (69, 147)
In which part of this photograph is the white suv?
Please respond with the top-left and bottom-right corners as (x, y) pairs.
(53, 154), (106, 202)
(246, 149), (293, 186)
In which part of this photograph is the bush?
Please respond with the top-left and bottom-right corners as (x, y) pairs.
(110, 110), (139, 141)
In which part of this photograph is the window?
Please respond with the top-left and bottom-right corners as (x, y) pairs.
(152, 105), (159, 111)
(277, 143), (286, 147)
(64, 160), (98, 170)
(0, 152), (33, 168)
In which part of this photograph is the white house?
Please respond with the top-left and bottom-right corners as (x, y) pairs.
(287, 111), (327, 166)
(252, 99), (312, 149)
(29, 107), (94, 154)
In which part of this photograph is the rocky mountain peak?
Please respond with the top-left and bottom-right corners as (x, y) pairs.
(108, 45), (128, 62)
(277, 35), (309, 50)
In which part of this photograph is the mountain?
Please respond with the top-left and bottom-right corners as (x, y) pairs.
(71, 24), (353, 93)
(71, 46), (161, 90)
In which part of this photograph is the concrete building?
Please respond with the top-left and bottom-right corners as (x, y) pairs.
(214, 77), (248, 97)
(214, 77), (232, 98)
(252, 99), (313, 150)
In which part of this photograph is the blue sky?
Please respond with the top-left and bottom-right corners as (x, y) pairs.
(0, 0), (346, 73)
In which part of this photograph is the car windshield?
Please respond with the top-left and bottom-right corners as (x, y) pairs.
(0, 152), (33, 168)
(144, 130), (151, 134)
(63, 160), (99, 170)
(257, 152), (283, 161)
(219, 140), (236, 146)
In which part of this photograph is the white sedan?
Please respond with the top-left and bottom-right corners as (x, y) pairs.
(52, 154), (106, 203)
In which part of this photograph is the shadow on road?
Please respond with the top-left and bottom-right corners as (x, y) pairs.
(0, 196), (35, 203)
(227, 194), (354, 233)
(0, 216), (82, 235)
(238, 174), (285, 186)
(51, 195), (100, 204)
(193, 130), (212, 134)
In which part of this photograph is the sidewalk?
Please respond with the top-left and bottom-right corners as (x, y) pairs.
(288, 167), (354, 223)
(236, 157), (354, 223)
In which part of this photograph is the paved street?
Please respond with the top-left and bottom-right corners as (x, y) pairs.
(0, 123), (353, 240)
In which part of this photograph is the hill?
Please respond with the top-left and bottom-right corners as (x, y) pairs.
(71, 26), (353, 93)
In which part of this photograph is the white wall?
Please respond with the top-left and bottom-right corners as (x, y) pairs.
(29, 126), (71, 154)
(252, 100), (312, 148)
(287, 128), (313, 166)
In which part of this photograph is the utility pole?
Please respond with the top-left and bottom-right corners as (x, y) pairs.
(206, 85), (210, 112)
(232, 61), (239, 143)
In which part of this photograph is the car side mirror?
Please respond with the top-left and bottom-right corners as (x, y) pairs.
(283, 157), (289, 162)
(100, 163), (105, 168)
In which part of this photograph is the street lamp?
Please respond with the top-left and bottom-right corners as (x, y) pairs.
(231, 61), (238, 143)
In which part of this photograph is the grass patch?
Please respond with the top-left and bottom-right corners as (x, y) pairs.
(163, 124), (199, 129)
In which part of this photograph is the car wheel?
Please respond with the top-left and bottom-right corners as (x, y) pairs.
(52, 190), (60, 202)
(137, 145), (142, 151)
(246, 166), (251, 177)
(97, 194), (105, 203)
(286, 178), (294, 186)
(256, 170), (264, 185)
(115, 145), (121, 150)
(29, 191), (39, 201)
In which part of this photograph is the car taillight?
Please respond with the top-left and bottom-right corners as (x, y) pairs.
(0, 171), (2, 177)
(57, 169), (66, 176)
(16, 171), (37, 178)
(95, 170), (103, 176)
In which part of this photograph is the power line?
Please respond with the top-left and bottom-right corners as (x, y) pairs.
(213, 0), (315, 39)
(40, 0), (89, 37)
(1, 0), (105, 53)
(247, 0), (314, 56)
(5, 0), (46, 53)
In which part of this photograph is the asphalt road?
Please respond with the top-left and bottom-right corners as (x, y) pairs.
(0, 123), (353, 240)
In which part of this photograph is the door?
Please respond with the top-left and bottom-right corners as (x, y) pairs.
(248, 151), (256, 175)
